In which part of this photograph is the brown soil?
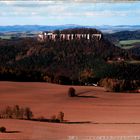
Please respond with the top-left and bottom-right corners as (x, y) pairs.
(0, 81), (140, 140)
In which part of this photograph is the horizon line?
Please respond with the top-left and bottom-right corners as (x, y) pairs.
(0, 24), (140, 26)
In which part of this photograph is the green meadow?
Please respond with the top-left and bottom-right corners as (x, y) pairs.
(120, 40), (140, 49)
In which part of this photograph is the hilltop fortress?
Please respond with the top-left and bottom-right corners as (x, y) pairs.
(37, 28), (102, 42)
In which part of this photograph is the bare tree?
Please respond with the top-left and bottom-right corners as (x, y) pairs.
(24, 107), (33, 120)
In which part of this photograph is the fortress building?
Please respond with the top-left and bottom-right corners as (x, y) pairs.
(37, 30), (102, 42)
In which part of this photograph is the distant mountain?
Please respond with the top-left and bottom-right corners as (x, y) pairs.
(0, 25), (140, 33)
(99, 25), (140, 33)
(0, 25), (83, 32)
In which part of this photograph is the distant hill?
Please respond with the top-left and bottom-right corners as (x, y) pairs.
(104, 30), (140, 59)
(1, 25), (140, 33)
(99, 25), (140, 33)
(0, 25), (83, 32)
(104, 30), (140, 41)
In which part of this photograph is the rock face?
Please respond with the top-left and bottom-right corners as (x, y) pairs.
(37, 28), (102, 42)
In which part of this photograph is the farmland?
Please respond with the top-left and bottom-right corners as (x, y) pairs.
(1, 82), (140, 140)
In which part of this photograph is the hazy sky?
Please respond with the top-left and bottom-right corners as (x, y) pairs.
(0, 0), (140, 26)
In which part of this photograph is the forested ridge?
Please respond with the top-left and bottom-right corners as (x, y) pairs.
(0, 28), (139, 85)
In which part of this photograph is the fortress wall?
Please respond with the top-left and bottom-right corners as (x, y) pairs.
(37, 32), (102, 41)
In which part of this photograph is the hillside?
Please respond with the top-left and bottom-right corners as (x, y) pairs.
(0, 28), (138, 84)
(104, 30), (140, 46)
(105, 30), (140, 41)
(1, 82), (140, 139)
(104, 30), (140, 59)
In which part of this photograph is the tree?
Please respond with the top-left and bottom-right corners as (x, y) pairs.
(24, 107), (33, 120)
(5, 106), (13, 118)
(13, 105), (20, 119)
(68, 87), (76, 97)
(0, 127), (6, 133)
(57, 112), (64, 122)
(19, 107), (25, 119)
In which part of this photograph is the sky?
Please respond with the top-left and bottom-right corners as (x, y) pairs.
(0, 0), (140, 26)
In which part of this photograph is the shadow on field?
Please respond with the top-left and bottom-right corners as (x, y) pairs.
(76, 90), (98, 98)
(6, 131), (21, 133)
(32, 118), (94, 124)
(77, 95), (98, 98)
(64, 121), (92, 124)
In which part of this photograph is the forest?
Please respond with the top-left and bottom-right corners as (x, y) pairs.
(0, 28), (140, 88)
